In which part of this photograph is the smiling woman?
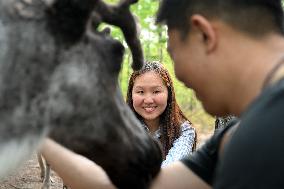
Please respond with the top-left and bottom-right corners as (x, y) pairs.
(126, 61), (197, 167)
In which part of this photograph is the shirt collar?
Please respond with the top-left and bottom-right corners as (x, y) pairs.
(142, 123), (161, 139)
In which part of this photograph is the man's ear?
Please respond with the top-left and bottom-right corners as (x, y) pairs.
(190, 15), (217, 53)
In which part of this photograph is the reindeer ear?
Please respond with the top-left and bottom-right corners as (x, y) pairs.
(110, 40), (125, 73)
(90, 12), (102, 32)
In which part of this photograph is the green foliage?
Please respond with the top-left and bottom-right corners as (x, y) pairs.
(103, 0), (215, 135)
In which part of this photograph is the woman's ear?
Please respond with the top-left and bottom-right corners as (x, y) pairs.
(190, 15), (217, 53)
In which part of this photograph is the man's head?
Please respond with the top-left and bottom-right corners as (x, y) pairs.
(156, 0), (284, 116)
(157, 0), (284, 38)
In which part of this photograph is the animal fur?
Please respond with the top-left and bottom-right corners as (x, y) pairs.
(0, 0), (162, 188)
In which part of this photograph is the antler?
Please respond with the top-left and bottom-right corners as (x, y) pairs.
(93, 0), (144, 70)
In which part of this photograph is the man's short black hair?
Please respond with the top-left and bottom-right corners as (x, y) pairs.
(156, 0), (284, 38)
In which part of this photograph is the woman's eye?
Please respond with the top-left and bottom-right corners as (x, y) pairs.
(153, 90), (160, 94)
(136, 91), (144, 94)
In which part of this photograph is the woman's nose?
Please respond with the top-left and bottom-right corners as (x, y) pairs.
(143, 95), (154, 103)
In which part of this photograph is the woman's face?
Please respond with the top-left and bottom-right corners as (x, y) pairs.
(132, 71), (168, 123)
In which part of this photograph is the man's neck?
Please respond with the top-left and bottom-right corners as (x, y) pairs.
(263, 61), (284, 88)
(228, 35), (284, 116)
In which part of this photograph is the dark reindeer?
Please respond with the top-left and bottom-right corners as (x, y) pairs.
(0, 0), (162, 189)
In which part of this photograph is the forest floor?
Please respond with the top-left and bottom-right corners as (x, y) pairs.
(0, 154), (65, 189)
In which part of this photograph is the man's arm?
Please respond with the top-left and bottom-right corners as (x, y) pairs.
(41, 139), (116, 189)
(151, 162), (211, 189)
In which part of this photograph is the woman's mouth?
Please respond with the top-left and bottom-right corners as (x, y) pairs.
(143, 106), (157, 113)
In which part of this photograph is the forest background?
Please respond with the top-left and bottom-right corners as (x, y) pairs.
(102, 0), (216, 137)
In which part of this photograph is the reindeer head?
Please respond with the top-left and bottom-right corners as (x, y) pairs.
(45, 1), (162, 188)
(46, 35), (162, 188)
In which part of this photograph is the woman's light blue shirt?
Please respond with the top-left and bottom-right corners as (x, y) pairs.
(143, 121), (196, 168)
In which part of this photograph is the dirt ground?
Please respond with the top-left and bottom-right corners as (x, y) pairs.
(0, 153), (65, 189)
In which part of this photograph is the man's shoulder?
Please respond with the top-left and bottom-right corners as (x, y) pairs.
(228, 77), (284, 152)
(214, 79), (284, 189)
(240, 78), (284, 131)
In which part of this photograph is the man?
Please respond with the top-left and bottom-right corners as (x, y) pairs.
(152, 0), (284, 188)
(41, 0), (284, 188)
